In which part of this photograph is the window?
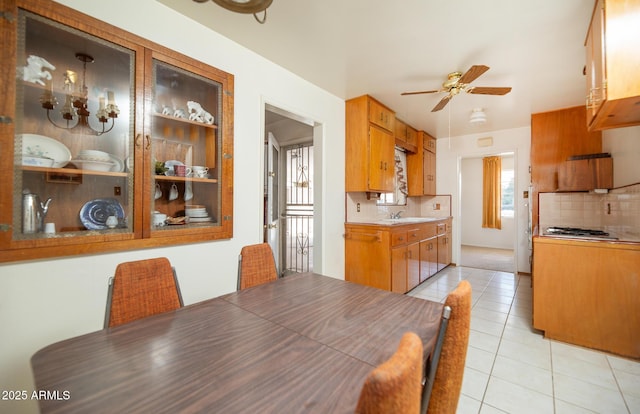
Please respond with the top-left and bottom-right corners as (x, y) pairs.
(501, 168), (514, 217)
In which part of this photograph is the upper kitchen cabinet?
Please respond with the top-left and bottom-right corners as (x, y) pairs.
(0, 0), (234, 263)
(346, 95), (395, 194)
(407, 130), (436, 196)
(585, 0), (640, 131)
(394, 118), (418, 153)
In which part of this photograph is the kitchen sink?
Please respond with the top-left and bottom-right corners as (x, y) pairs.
(376, 217), (440, 224)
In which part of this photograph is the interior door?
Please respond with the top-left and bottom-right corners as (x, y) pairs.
(266, 132), (280, 275)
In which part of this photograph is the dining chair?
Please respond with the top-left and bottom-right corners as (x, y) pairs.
(355, 331), (424, 414)
(422, 280), (472, 414)
(104, 257), (183, 328)
(237, 243), (278, 290)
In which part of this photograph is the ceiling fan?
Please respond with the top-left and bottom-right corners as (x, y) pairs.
(401, 65), (512, 112)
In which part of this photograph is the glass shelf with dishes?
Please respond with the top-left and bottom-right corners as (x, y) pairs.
(11, 9), (136, 240)
(149, 59), (224, 232)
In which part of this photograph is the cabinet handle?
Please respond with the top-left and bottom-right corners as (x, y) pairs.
(398, 237), (404, 241)
(145, 135), (151, 150)
(380, 161), (384, 170)
(135, 133), (142, 148)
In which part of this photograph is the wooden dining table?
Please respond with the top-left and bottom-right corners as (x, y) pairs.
(31, 272), (444, 413)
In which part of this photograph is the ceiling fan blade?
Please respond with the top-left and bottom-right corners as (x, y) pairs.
(458, 65), (490, 84)
(467, 86), (512, 95)
(431, 95), (452, 112)
(401, 89), (440, 96)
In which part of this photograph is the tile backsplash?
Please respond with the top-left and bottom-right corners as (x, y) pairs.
(539, 183), (640, 238)
(346, 192), (452, 223)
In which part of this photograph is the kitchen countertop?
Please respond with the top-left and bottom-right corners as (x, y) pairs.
(347, 217), (451, 226)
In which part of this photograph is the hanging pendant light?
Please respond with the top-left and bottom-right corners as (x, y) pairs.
(193, 0), (273, 24)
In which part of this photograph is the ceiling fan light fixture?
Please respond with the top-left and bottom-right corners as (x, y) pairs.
(469, 108), (487, 125)
(209, 0), (272, 14)
(194, 0), (273, 23)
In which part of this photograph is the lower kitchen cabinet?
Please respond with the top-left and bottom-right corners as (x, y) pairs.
(345, 218), (452, 293)
(437, 220), (452, 272)
(532, 236), (640, 359)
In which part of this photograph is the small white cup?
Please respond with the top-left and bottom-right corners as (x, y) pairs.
(106, 215), (118, 229)
(44, 222), (55, 234)
(153, 212), (167, 226)
(192, 166), (209, 178)
(154, 183), (162, 200)
(169, 183), (179, 201)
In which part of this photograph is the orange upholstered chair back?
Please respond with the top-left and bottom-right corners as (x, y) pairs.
(426, 280), (472, 414)
(355, 332), (424, 414)
(105, 257), (183, 328)
(237, 243), (278, 290)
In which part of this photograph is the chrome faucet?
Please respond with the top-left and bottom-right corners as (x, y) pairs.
(390, 210), (404, 219)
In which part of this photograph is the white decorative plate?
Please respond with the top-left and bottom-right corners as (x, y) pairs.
(80, 198), (125, 230)
(20, 134), (72, 168)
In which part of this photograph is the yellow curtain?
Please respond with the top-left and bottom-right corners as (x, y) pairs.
(482, 156), (502, 229)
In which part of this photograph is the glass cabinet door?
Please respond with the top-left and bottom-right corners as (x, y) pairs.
(13, 10), (136, 241)
(149, 58), (224, 234)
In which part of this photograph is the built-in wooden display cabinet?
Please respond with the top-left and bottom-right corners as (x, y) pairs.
(0, 0), (234, 262)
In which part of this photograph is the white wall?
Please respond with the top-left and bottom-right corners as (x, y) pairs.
(460, 155), (515, 249)
(0, 1), (345, 413)
(436, 127), (532, 274)
(603, 125), (640, 187)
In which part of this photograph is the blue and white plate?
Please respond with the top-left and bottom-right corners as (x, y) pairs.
(79, 198), (125, 230)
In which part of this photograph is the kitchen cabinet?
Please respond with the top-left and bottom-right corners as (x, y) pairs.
(437, 219), (452, 272)
(345, 218), (451, 293)
(0, 0), (233, 263)
(532, 236), (640, 359)
(391, 227), (420, 293)
(394, 118), (418, 153)
(585, 0), (640, 131)
(407, 130), (436, 196)
(557, 156), (613, 191)
(530, 106), (602, 231)
(346, 95), (395, 194)
(419, 233), (437, 283)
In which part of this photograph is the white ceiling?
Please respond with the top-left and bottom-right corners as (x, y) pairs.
(159, 0), (595, 138)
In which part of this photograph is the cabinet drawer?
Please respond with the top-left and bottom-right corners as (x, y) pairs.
(391, 231), (408, 247)
(420, 223), (437, 239)
(407, 228), (421, 243)
(369, 99), (394, 132)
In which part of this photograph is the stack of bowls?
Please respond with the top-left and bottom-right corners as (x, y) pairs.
(73, 150), (114, 172)
(185, 204), (212, 222)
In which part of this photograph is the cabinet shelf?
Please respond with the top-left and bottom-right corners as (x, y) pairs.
(155, 174), (218, 183)
(152, 113), (218, 130)
(21, 165), (128, 178)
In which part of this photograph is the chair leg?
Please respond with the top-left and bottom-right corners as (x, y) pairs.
(103, 277), (115, 329)
(236, 254), (243, 291)
(421, 305), (451, 414)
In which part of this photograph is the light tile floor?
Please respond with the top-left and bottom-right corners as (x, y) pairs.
(407, 266), (640, 414)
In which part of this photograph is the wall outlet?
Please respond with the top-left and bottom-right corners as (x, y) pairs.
(357, 202), (360, 212)
(433, 203), (440, 210)
(114, 186), (121, 196)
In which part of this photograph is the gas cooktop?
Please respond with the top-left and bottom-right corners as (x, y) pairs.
(543, 226), (618, 240)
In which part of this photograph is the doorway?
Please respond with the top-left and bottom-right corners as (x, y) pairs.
(264, 104), (316, 276)
(459, 153), (516, 273)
